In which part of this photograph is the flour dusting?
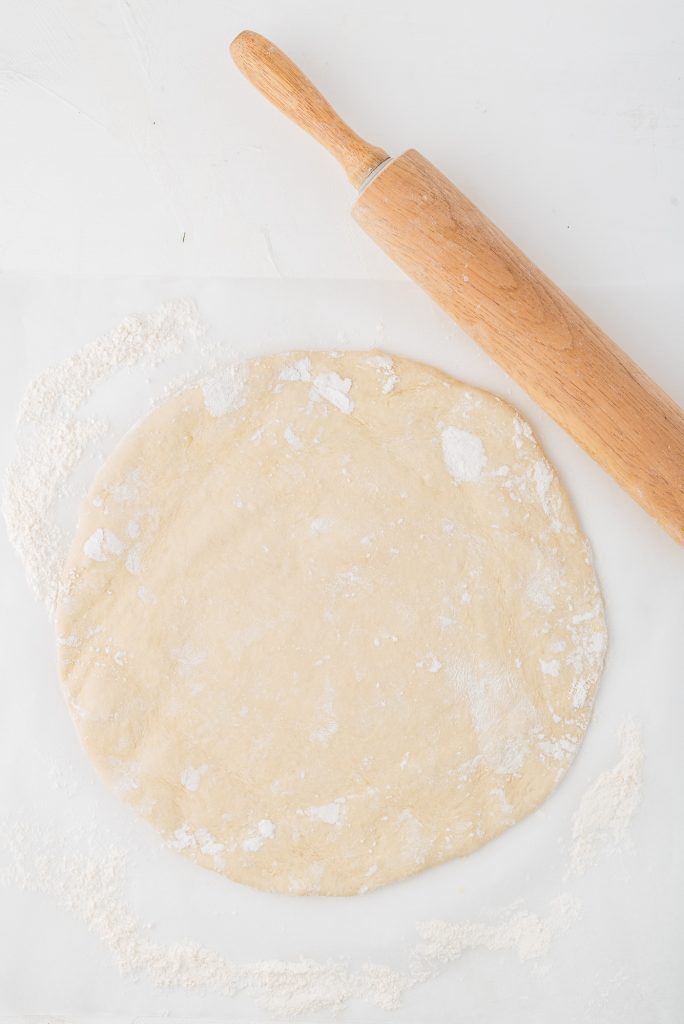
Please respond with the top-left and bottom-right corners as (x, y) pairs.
(202, 362), (247, 417)
(278, 359), (355, 412)
(180, 765), (209, 793)
(0, 721), (643, 1016)
(568, 721), (643, 877)
(305, 801), (345, 826)
(19, 300), (202, 422)
(83, 527), (124, 562)
(279, 357), (312, 383)
(366, 353), (400, 394)
(284, 426), (304, 450)
(441, 427), (487, 483)
(242, 819), (276, 853)
(414, 893), (580, 968)
(2, 299), (204, 613)
(169, 825), (225, 866)
(311, 371), (354, 413)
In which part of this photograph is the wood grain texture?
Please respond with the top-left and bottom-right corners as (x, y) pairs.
(230, 31), (388, 188)
(354, 150), (684, 544)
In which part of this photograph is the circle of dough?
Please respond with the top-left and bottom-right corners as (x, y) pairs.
(57, 350), (607, 896)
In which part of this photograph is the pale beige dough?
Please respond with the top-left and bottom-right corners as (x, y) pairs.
(57, 351), (607, 895)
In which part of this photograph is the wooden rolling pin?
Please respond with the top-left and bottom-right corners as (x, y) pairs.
(230, 31), (684, 546)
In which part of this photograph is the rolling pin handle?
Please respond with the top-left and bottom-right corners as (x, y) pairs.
(230, 31), (389, 189)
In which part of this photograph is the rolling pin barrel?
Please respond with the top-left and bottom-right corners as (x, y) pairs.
(230, 31), (684, 545)
(354, 150), (684, 545)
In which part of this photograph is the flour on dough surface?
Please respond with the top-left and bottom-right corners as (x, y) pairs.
(56, 350), (607, 895)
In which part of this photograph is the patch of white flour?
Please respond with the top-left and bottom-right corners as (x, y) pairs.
(278, 358), (354, 412)
(366, 353), (400, 394)
(83, 528), (124, 562)
(568, 720), (643, 877)
(311, 371), (354, 413)
(180, 765), (209, 793)
(284, 426), (304, 450)
(202, 362), (247, 417)
(414, 893), (580, 969)
(242, 819), (276, 853)
(19, 300), (202, 422)
(2, 299), (204, 613)
(279, 357), (312, 383)
(4, 416), (108, 611)
(441, 427), (487, 483)
(305, 801), (345, 826)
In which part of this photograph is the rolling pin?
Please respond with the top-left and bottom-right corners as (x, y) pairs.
(230, 31), (684, 546)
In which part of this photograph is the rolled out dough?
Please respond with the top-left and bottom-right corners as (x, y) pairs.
(57, 351), (607, 895)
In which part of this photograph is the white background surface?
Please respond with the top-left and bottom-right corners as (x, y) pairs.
(1, 0), (683, 1021)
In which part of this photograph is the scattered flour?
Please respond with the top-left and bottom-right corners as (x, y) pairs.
(568, 720), (643, 877)
(4, 416), (108, 611)
(201, 362), (247, 417)
(83, 527), (124, 562)
(169, 825), (225, 865)
(311, 371), (354, 413)
(180, 765), (209, 793)
(2, 299), (252, 614)
(310, 517), (334, 535)
(2, 299), (204, 613)
(441, 427), (487, 483)
(279, 357), (312, 383)
(533, 458), (554, 507)
(242, 819), (276, 853)
(19, 300), (202, 421)
(365, 355), (393, 371)
(449, 660), (535, 776)
(284, 426), (304, 450)
(366, 353), (400, 394)
(305, 801), (345, 826)
(413, 893), (580, 969)
(278, 359), (354, 412)
(0, 717), (642, 1018)
(125, 543), (143, 575)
